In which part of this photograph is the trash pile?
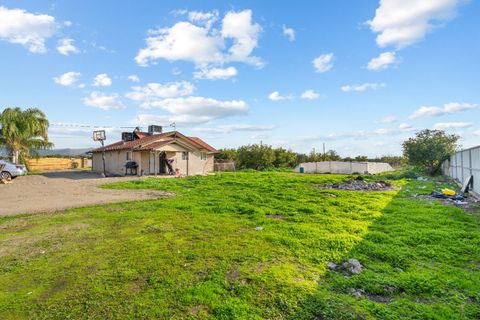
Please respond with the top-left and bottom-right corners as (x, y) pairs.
(321, 176), (392, 191)
(412, 186), (477, 210)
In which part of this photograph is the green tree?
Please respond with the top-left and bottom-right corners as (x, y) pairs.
(273, 147), (297, 168)
(0, 107), (52, 164)
(354, 155), (369, 162)
(402, 129), (458, 175)
(236, 144), (275, 170)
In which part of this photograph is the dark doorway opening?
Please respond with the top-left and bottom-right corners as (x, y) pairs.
(159, 152), (167, 174)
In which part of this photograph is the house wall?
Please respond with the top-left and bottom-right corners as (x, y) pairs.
(170, 151), (214, 176)
(92, 151), (129, 176)
(442, 146), (480, 195)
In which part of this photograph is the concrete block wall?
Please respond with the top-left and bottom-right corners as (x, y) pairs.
(294, 161), (394, 174)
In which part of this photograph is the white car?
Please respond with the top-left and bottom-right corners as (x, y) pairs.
(0, 160), (28, 180)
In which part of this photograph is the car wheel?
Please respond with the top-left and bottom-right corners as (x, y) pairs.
(1, 171), (12, 181)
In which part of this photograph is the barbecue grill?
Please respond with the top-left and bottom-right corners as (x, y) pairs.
(125, 161), (138, 176)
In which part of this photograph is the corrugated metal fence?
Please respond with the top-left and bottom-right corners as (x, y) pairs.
(442, 145), (480, 194)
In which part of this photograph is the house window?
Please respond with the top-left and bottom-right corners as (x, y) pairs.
(126, 151), (132, 161)
(182, 152), (189, 160)
(200, 152), (207, 160)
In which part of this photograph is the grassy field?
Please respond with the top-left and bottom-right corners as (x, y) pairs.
(0, 172), (479, 319)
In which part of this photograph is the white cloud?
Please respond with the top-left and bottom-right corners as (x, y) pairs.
(473, 130), (480, 136)
(282, 24), (295, 41)
(399, 122), (414, 131)
(187, 10), (219, 29)
(268, 91), (291, 101)
(193, 66), (237, 80)
(56, 38), (79, 55)
(53, 71), (81, 87)
(367, 0), (462, 49)
(410, 102), (477, 119)
(0, 6), (57, 53)
(146, 96), (248, 118)
(135, 9), (262, 68)
(92, 73), (112, 87)
(128, 75), (140, 82)
(126, 81), (195, 106)
(341, 82), (386, 92)
(432, 122), (474, 130)
(301, 90), (320, 100)
(195, 124), (275, 134)
(83, 92), (125, 110)
(313, 53), (334, 73)
(132, 114), (210, 126)
(381, 115), (397, 124)
(367, 51), (397, 70)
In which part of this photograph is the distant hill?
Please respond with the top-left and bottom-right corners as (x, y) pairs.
(0, 147), (92, 157)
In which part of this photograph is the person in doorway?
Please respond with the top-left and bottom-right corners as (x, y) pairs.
(166, 157), (175, 175)
(175, 168), (181, 178)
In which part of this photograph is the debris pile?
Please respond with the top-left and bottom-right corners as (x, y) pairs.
(321, 176), (392, 191)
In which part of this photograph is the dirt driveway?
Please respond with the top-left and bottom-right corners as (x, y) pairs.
(0, 171), (172, 216)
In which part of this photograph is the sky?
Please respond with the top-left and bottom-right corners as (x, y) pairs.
(0, 0), (479, 157)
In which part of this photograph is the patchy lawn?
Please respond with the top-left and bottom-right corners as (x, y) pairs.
(0, 172), (479, 319)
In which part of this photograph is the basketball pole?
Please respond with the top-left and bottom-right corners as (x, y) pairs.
(101, 140), (106, 178)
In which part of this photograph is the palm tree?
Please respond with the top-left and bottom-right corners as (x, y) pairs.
(0, 107), (53, 164)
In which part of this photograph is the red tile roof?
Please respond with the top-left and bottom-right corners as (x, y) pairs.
(91, 131), (218, 153)
(189, 137), (219, 153)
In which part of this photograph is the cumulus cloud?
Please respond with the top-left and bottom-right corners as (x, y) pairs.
(381, 115), (397, 124)
(53, 71), (81, 87)
(410, 102), (477, 119)
(268, 91), (291, 101)
(399, 123), (414, 131)
(367, 51), (397, 70)
(193, 66), (237, 80)
(341, 82), (386, 92)
(56, 38), (79, 55)
(135, 9), (262, 68)
(312, 53), (334, 73)
(187, 10), (219, 28)
(282, 24), (295, 41)
(473, 130), (480, 136)
(432, 122), (474, 130)
(132, 114), (211, 126)
(83, 92), (125, 110)
(301, 90), (320, 100)
(195, 124), (275, 134)
(92, 73), (112, 87)
(128, 74), (140, 82)
(367, 0), (462, 49)
(126, 81), (195, 106)
(0, 6), (57, 53)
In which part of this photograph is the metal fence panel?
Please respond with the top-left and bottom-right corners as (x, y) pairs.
(443, 146), (480, 194)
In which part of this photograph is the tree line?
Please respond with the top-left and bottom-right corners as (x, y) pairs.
(215, 144), (406, 170)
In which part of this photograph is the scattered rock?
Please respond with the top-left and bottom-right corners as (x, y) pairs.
(320, 180), (392, 192)
(343, 259), (363, 275)
(383, 285), (396, 293)
(349, 288), (365, 298)
(327, 259), (363, 275)
(327, 262), (338, 270)
(253, 226), (263, 231)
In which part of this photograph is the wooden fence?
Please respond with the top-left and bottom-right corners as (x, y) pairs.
(26, 157), (92, 171)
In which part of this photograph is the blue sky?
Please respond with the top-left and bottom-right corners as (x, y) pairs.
(0, 0), (479, 156)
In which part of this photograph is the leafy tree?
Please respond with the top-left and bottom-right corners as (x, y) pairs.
(354, 155), (369, 162)
(273, 147), (297, 168)
(215, 148), (238, 162)
(236, 144), (275, 170)
(0, 107), (52, 164)
(402, 129), (458, 175)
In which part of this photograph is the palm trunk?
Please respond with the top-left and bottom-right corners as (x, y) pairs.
(12, 149), (19, 164)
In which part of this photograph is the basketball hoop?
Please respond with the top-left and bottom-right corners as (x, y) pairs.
(93, 130), (107, 177)
(93, 130), (106, 141)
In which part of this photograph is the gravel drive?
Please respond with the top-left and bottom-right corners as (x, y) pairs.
(0, 170), (172, 216)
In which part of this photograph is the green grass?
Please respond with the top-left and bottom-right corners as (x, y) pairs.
(0, 172), (479, 319)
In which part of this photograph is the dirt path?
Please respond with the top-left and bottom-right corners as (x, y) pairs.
(0, 171), (172, 216)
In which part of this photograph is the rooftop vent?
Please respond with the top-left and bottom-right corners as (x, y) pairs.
(148, 125), (162, 135)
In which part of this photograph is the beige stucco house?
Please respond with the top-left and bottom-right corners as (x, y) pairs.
(91, 131), (218, 176)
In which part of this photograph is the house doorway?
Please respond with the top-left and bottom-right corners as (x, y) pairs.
(159, 152), (167, 174)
